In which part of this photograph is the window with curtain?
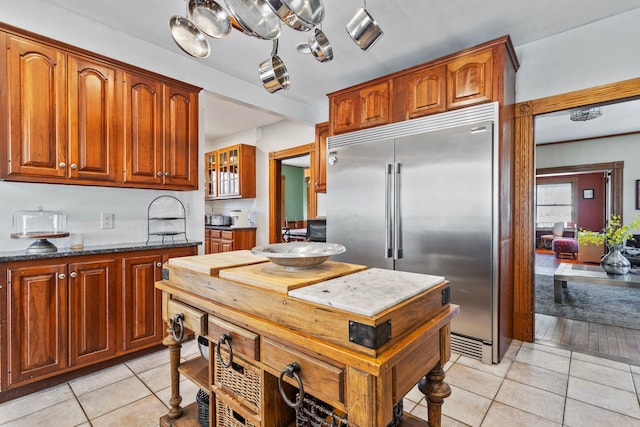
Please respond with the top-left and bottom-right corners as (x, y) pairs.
(536, 181), (575, 226)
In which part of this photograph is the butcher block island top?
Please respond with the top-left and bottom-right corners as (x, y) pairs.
(157, 250), (458, 427)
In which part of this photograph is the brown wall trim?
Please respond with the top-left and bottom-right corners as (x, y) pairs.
(268, 143), (315, 244)
(513, 77), (640, 342)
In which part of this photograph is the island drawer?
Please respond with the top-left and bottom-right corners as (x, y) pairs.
(208, 315), (260, 361)
(221, 231), (234, 240)
(165, 299), (207, 336)
(262, 337), (344, 407)
(209, 230), (222, 238)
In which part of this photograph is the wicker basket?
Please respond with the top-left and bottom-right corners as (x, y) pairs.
(295, 395), (349, 427)
(216, 399), (257, 427)
(214, 350), (261, 414)
(295, 395), (403, 427)
(196, 389), (210, 427)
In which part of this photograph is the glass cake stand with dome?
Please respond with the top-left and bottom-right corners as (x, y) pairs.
(11, 207), (69, 254)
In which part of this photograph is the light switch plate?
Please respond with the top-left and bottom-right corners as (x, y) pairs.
(101, 213), (114, 229)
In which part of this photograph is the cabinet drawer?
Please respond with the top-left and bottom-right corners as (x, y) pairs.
(221, 231), (234, 240)
(208, 315), (259, 361)
(262, 337), (344, 405)
(166, 299), (207, 336)
(210, 230), (222, 238)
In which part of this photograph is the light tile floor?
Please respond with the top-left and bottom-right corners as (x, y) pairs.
(2, 339), (640, 426)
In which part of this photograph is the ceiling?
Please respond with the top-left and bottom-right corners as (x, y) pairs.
(38, 0), (640, 140)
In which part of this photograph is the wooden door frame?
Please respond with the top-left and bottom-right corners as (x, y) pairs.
(268, 143), (316, 243)
(513, 77), (640, 342)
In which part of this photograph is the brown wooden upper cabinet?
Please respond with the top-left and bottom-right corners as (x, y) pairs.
(330, 81), (391, 135)
(123, 73), (198, 190)
(5, 35), (118, 183)
(5, 35), (69, 180)
(446, 47), (493, 109)
(0, 26), (200, 191)
(406, 65), (446, 119)
(314, 122), (329, 193)
(122, 72), (164, 187)
(205, 150), (218, 200)
(205, 144), (256, 200)
(328, 36), (516, 134)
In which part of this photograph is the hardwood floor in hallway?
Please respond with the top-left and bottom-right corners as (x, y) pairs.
(535, 313), (640, 365)
(534, 249), (640, 365)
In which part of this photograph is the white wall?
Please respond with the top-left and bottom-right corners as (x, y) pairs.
(205, 122), (315, 245)
(515, 8), (640, 102)
(0, 182), (203, 252)
(536, 134), (640, 222)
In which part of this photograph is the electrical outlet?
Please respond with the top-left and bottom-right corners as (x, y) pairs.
(101, 213), (114, 229)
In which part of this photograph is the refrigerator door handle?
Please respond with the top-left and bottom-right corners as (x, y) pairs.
(394, 162), (403, 259)
(385, 163), (393, 258)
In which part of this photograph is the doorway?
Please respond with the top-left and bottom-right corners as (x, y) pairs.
(268, 143), (316, 243)
(512, 77), (640, 344)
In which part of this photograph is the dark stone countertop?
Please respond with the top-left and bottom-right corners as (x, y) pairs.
(0, 241), (201, 262)
(205, 226), (257, 231)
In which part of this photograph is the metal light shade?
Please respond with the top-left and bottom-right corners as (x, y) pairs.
(570, 107), (602, 121)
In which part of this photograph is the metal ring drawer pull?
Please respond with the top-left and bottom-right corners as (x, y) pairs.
(171, 313), (185, 342)
(216, 333), (233, 368)
(278, 362), (304, 408)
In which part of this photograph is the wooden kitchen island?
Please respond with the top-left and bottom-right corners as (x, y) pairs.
(156, 250), (459, 427)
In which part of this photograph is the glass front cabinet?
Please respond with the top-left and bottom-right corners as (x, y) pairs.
(204, 144), (255, 200)
(205, 150), (218, 200)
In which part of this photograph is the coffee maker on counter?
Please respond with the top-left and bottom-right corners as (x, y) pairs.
(230, 210), (249, 228)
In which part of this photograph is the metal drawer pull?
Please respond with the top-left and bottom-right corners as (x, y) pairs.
(278, 362), (304, 408)
(216, 332), (233, 368)
(171, 313), (185, 342)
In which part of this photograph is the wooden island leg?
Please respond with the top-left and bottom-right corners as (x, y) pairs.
(163, 320), (184, 419)
(418, 364), (451, 427)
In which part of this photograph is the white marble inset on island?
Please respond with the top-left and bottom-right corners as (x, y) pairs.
(288, 267), (445, 316)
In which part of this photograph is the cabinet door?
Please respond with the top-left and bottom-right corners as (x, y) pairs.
(218, 146), (240, 197)
(68, 259), (117, 367)
(360, 81), (390, 129)
(163, 84), (198, 189)
(210, 239), (222, 254)
(7, 263), (68, 385)
(7, 35), (67, 179)
(122, 72), (163, 186)
(221, 240), (234, 252)
(67, 55), (118, 182)
(446, 48), (493, 109)
(314, 122), (329, 193)
(121, 255), (163, 351)
(204, 230), (212, 254)
(330, 91), (359, 134)
(407, 65), (446, 118)
(205, 150), (218, 200)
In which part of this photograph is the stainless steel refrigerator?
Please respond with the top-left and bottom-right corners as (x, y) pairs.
(326, 103), (499, 364)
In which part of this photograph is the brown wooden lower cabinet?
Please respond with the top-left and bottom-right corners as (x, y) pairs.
(205, 228), (256, 254)
(0, 244), (197, 401)
(68, 258), (118, 367)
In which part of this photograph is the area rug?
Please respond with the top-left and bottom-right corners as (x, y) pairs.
(535, 273), (640, 330)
